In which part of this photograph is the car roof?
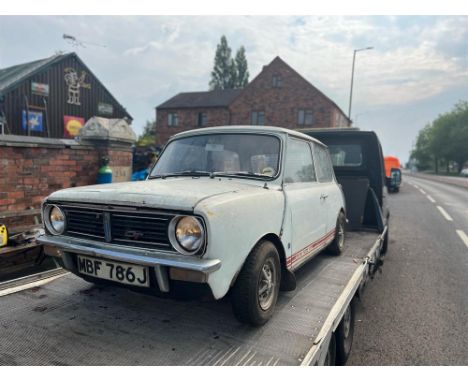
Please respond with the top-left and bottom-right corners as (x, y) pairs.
(298, 127), (377, 138)
(171, 125), (326, 146)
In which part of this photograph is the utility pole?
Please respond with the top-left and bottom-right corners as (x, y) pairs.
(348, 47), (373, 122)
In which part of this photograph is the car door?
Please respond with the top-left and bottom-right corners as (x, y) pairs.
(312, 142), (341, 236)
(283, 137), (327, 269)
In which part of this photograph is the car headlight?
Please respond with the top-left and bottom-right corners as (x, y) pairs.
(44, 205), (66, 235)
(169, 216), (205, 255)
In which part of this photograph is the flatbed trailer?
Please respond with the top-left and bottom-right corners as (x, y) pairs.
(0, 230), (384, 366)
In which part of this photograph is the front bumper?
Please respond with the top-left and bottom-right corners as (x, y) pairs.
(37, 234), (221, 293)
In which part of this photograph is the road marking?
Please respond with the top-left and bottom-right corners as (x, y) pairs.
(419, 188), (427, 195)
(427, 195), (436, 203)
(456, 230), (468, 248)
(437, 206), (454, 221)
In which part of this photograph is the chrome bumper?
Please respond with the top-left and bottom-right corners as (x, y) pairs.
(37, 235), (221, 292)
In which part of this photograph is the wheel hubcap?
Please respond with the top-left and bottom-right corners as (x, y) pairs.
(258, 259), (276, 311)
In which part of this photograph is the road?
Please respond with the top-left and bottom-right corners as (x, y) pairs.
(348, 175), (468, 365)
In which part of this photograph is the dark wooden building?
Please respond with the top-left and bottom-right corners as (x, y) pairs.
(155, 57), (351, 144)
(0, 52), (132, 138)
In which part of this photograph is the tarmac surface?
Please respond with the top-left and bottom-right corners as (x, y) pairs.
(348, 175), (468, 365)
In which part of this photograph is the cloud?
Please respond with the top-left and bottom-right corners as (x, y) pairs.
(0, 15), (467, 162)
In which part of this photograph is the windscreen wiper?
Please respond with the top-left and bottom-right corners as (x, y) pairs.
(150, 170), (214, 179)
(149, 170), (274, 180)
(212, 171), (274, 179)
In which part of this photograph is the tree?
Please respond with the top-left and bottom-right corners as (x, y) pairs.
(209, 36), (249, 90)
(209, 36), (234, 90)
(411, 124), (433, 171)
(234, 46), (249, 88)
(410, 101), (468, 173)
(438, 101), (468, 172)
(136, 119), (157, 146)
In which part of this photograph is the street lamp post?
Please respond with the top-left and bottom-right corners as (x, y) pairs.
(348, 46), (373, 122)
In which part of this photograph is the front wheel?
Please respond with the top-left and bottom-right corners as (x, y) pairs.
(328, 211), (346, 256)
(231, 241), (281, 326)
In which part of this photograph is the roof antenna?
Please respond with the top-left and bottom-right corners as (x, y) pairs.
(62, 34), (107, 49)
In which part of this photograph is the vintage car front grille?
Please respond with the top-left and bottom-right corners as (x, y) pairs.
(62, 206), (174, 250)
(111, 214), (171, 248)
(66, 208), (105, 239)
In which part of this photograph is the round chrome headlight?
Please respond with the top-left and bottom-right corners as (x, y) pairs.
(169, 216), (205, 255)
(44, 205), (66, 235)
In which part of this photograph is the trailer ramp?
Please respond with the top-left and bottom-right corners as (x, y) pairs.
(0, 232), (379, 366)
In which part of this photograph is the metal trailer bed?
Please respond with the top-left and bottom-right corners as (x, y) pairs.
(0, 231), (382, 366)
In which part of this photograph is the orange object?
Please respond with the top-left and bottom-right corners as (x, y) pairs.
(384, 156), (401, 178)
(64, 115), (85, 138)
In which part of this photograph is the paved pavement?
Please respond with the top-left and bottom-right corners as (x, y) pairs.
(348, 176), (468, 365)
(407, 171), (468, 189)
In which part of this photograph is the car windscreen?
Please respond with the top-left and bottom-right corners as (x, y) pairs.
(150, 133), (281, 179)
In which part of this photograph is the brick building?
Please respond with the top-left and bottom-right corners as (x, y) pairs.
(155, 56), (351, 144)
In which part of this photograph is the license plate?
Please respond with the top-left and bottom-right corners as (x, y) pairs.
(77, 255), (150, 287)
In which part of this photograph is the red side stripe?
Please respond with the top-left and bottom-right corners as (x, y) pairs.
(286, 229), (335, 268)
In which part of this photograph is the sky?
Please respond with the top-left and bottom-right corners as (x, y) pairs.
(0, 15), (467, 163)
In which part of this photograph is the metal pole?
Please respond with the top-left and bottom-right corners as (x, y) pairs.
(347, 47), (373, 123)
(348, 50), (357, 120)
(43, 98), (50, 138)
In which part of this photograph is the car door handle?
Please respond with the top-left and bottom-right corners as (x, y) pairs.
(320, 194), (328, 200)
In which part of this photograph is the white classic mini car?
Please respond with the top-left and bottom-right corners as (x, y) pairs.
(39, 126), (346, 325)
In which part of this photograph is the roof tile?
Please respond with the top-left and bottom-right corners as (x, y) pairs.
(156, 89), (243, 109)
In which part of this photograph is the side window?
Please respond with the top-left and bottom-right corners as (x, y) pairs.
(284, 138), (316, 183)
(314, 143), (334, 182)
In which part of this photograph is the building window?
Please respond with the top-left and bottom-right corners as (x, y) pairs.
(298, 109), (314, 125)
(197, 112), (208, 127)
(272, 75), (282, 88)
(168, 113), (179, 127)
(251, 111), (265, 125)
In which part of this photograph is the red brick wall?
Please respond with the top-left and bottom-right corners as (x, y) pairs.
(229, 58), (347, 129)
(0, 145), (99, 213)
(0, 137), (134, 229)
(156, 107), (230, 145)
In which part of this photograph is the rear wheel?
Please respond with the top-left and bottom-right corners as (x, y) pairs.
(231, 241), (281, 326)
(328, 211), (346, 256)
(335, 300), (355, 365)
(324, 333), (337, 366)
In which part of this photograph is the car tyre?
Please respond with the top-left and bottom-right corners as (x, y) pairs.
(335, 299), (355, 365)
(328, 211), (346, 256)
(231, 240), (281, 326)
(324, 333), (337, 366)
